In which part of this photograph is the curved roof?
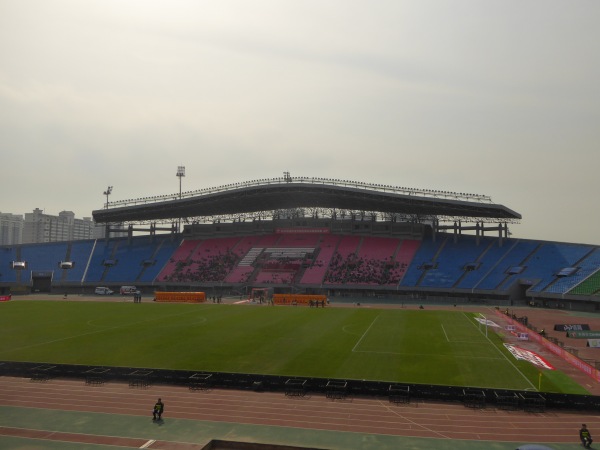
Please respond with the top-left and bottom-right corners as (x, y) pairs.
(92, 177), (521, 224)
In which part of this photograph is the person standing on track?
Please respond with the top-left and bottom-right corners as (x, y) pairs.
(580, 424), (593, 448)
(152, 398), (164, 421)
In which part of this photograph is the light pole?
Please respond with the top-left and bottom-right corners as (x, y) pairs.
(103, 186), (113, 209)
(176, 166), (185, 199)
(176, 166), (185, 231)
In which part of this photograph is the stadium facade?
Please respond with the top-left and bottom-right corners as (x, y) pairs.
(1, 176), (599, 309)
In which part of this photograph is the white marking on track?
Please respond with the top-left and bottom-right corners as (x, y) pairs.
(378, 399), (450, 439)
(140, 440), (155, 448)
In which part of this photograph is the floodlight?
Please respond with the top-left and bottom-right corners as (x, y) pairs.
(103, 186), (113, 209)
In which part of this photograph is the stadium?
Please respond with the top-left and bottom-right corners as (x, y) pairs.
(2, 174), (600, 449)
(3, 174), (599, 307)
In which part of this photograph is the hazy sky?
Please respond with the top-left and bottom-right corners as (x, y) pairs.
(1, 0), (599, 244)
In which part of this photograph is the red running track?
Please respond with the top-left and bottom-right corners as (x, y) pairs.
(1, 376), (599, 447)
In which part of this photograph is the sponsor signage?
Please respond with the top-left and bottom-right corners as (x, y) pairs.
(275, 228), (330, 234)
(0, 295), (11, 302)
(504, 344), (554, 370)
(567, 330), (600, 339)
(154, 291), (206, 303)
(553, 324), (590, 332)
(475, 317), (500, 328)
(517, 332), (529, 341)
(495, 309), (600, 382)
(587, 339), (600, 348)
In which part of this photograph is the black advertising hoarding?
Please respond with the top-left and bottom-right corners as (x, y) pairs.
(553, 324), (591, 332)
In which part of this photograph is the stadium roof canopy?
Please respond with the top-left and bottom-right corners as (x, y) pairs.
(92, 176), (521, 224)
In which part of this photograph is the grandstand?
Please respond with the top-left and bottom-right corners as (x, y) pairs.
(0, 175), (599, 308)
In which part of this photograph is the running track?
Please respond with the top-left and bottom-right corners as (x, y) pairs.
(1, 375), (598, 449)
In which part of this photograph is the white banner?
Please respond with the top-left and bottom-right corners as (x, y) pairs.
(504, 344), (555, 370)
(475, 317), (500, 328)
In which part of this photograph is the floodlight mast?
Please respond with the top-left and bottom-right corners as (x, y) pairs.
(176, 166), (185, 199)
(176, 166), (185, 231)
(103, 186), (113, 209)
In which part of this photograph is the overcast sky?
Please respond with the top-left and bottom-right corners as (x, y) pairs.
(1, 0), (599, 244)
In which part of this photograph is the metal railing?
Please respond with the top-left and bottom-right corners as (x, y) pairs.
(103, 176), (494, 209)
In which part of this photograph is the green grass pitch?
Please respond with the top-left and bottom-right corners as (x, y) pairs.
(0, 301), (587, 394)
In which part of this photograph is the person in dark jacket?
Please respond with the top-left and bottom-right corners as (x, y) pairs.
(580, 424), (593, 448)
(152, 398), (164, 421)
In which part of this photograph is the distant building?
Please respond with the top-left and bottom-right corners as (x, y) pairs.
(1, 209), (129, 244)
(22, 209), (95, 243)
(0, 212), (24, 245)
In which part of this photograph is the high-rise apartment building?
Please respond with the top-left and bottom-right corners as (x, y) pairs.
(0, 212), (24, 245)
(22, 209), (96, 243)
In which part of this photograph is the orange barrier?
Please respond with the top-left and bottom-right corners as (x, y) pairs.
(154, 291), (206, 303)
(272, 294), (327, 306)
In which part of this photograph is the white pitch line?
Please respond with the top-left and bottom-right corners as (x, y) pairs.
(352, 314), (380, 352)
(441, 324), (450, 342)
(140, 439), (155, 448)
(463, 312), (536, 390)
